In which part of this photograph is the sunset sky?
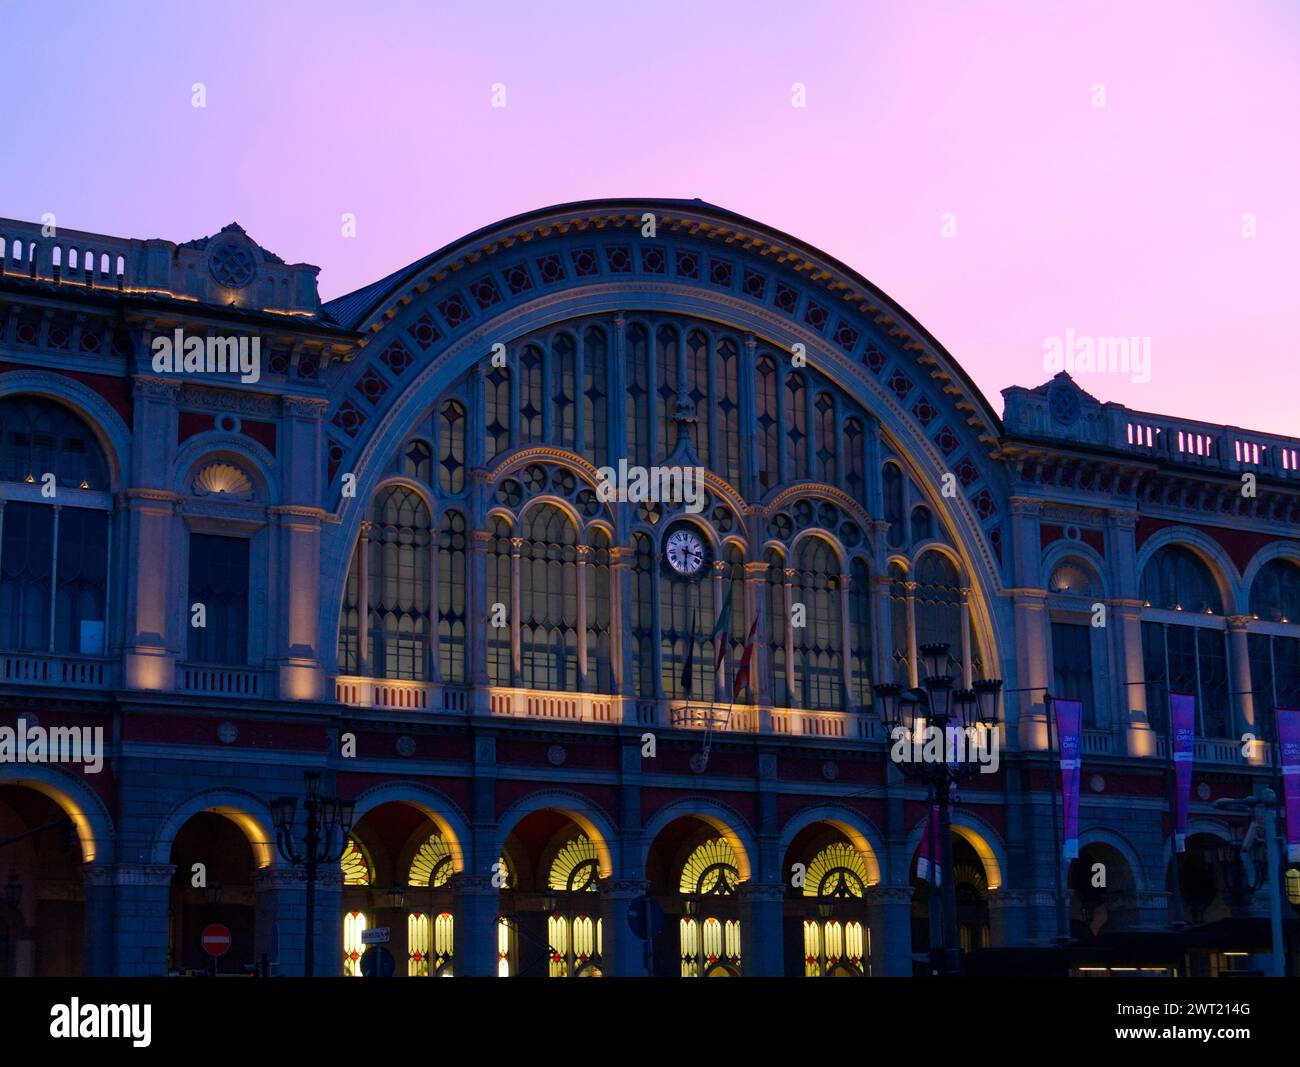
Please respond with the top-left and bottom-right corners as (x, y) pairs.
(1, 0), (1296, 433)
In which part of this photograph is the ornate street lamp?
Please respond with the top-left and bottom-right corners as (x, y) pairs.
(271, 770), (353, 977)
(873, 643), (1003, 976)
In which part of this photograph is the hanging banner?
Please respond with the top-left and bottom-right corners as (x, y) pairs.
(1277, 709), (1300, 863)
(1169, 693), (1196, 853)
(1055, 699), (1084, 861)
(916, 804), (943, 885)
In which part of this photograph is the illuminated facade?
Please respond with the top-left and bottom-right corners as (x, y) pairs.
(0, 201), (1297, 977)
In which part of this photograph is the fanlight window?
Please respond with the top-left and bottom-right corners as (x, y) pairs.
(192, 462), (253, 500)
(408, 831), (454, 888)
(1049, 562), (1095, 596)
(803, 842), (869, 899)
(340, 837), (371, 886)
(1250, 559), (1300, 623)
(548, 834), (600, 892)
(679, 838), (740, 897)
(0, 396), (109, 489)
(1141, 545), (1223, 614)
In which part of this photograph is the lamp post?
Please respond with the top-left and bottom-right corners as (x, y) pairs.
(271, 771), (354, 977)
(1214, 788), (1286, 977)
(874, 642), (1002, 977)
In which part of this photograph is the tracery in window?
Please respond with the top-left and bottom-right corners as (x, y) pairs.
(1250, 558), (1300, 623)
(1140, 545), (1223, 614)
(519, 503), (578, 691)
(485, 364), (511, 461)
(626, 323), (651, 468)
(367, 486), (431, 680)
(585, 528), (612, 692)
(785, 373), (807, 479)
(488, 516), (513, 685)
(438, 401), (465, 493)
(582, 326), (608, 465)
(0, 396), (108, 489)
(552, 331), (577, 451)
(438, 510), (466, 683)
(756, 355), (780, 493)
(408, 830), (454, 887)
(631, 531), (656, 698)
(791, 536), (843, 710)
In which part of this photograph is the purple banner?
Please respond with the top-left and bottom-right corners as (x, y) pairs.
(1055, 699), (1084, 860)
(1278, 709), (1300, 863)
(1169, 693), (1196, 853)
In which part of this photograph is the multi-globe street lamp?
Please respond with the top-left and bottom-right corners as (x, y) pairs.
(873, 642), (1002, 977)
(271, 771), (354, 977)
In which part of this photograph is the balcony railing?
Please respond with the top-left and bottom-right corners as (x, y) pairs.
(1, 651), (111, 690)
(179, 664), (265, 697)
(1155, 735), (1265, 766)
(1118, 408), (1300, 481)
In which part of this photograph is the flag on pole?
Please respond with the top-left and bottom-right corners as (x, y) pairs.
(712, 582), (734, 678)
(680, 609), (698, 698)
(732, 616), (759, 702)
(916, 805), (943, 885)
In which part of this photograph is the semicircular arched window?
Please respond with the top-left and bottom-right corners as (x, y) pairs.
(1250, 558), (1300, 624)
(679, 837), (742, 977)
(408, 830), (455, 888)
(340, 836), (371, 886)
(547, 834), (600, 892)
(791, 536), (843, 711)
(0, 396), (112, 656)
(804, 842), (869, 899)
(1140, 544), (1223, 614)
(1247, 559), (1300, 727)
(519, 503), (579, 691)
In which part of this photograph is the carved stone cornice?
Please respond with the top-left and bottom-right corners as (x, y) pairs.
(281, 395), (329, 418)
(132, 375), (181, 401)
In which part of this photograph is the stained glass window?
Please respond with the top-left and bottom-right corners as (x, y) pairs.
(552, 332), (577, 452)
(679, 838), (740, 897)
(438, 401), (465, 493)
(408, 831), (454, 887)
(485, 364), (511, 461)
(438, 510), (466, 683)
(791, 537), (842, 710)
(768, 549), (788, 707)
(626, 323), (651, 468)
(716, 336), (741, 488)
(488, 517), (512, 685)
(785, 373), (807, 479)
(367, 486), (431, 680)
(520, 503), (578, 690)
(548, 835), (600, 892)
(520, 344), (544, 443)
(756, 355), (780, 492)
(340, 836), (371, 886)
(343, 911), (367, 977)
(582, 326), (608, 464)
(803, 919), (867, 976)
(803, 842), (868, 899)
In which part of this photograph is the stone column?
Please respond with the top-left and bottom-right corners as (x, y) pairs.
(738, 881), (786, 976)
(576, 544), (590, 691)
(110, 863), (174, 976)
(270, 506), (326, 700)
(123, 376), (179, 691)
(509, 536), (523, 686)
(987, 888), (1028, 948)
(1107, 510), (1154, 756)
(600, 878), (651, 977)
(451, 873), (501, 977)
(864, 884), (914, 976)
(1227, 615), (1261, 761)
(82, 864), (115, 977)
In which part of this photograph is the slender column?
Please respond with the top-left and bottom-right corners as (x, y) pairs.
(738, 882), (785, 976)
(959, 585), (973, 689)
(1227, 615), (1261, 762)
(510, 536), (523, 685)
(611, 545), (635, 698)
(467, 529), (491, 690)
(745, 559), (771, 709)
(600, 879), (651, 977)
(783, 567), (797, 703)
(903, 580), (919, 688)
(452, 873), (501, 977)
(47, 504), (60, 651)
(357, 521), (371, 676)
(576, 543), (590, 691)
(838, 570), (854, 710)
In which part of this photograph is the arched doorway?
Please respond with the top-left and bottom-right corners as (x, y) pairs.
(167, 812), (257, 974)
(783, 823), (875, 976)
(1068, 842), (1139, 938)
(0, 785), (84, 976)
(645, 815), (749, 977)
(910, 833), (991, 973)
(497, 810), (606, 977)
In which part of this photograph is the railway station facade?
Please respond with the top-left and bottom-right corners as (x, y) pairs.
(0, 199), (1297, 977)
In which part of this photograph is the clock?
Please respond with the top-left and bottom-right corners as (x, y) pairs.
(664, 524), (709, 578)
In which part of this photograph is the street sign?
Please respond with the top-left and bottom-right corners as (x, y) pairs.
(360, 926), (391, 945)
(201, 923), (232, 958)
(626, 895), (665, 940)
(360, 945), (395, 978)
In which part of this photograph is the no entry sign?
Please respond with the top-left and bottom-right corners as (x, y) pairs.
(201, 923), (232, 958)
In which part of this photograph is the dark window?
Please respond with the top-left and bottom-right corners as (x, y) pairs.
(187, 533), (249, 665)
(488, 518), (513, 686)
(0, 502), (54, 650)
(849, 558), (873, 709)
(0, 396), (108, 489)
(716, 337), (741, 489)
(626, 324), (651, 469)
(485, 365), (511, 461)
(54, 507), (108, 654)
(1051, 622), (1095, 726)
(785, 373), (807, 479)
(582, 327), (608, 465)
(631, 532), (656, 698)
(585, 529), (612, 692)
(883, 464), (904, 548)
(520, 344), (545, 443)
(1249, 633), (1300, 725)
(768, 549), (788, 707)
(1142, 620), (1232, 737)
(685, 330), (710, 465)
(367, 486), (431, 680)
(438, 510), (466, 684)
(1140, 545), (1223, 614)
(552, 332), (577, 452)
(814, 392), (836, 484)
(438, 402), (465, 494)
(1250, 559), (1300, 623)
(791, 537), (842, 710)
(756, 356), (780, 493)
(655, 326), (679, 461)
(520, 504), (577, 690)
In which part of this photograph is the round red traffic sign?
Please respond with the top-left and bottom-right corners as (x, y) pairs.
(201, 923), (232, 958)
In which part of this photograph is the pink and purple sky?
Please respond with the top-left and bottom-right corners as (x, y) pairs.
(1, 0), (1296, 433)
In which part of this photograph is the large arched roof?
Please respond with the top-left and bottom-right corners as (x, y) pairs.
(323, 197), (1002, 437)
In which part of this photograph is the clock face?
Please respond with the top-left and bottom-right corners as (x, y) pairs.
(665, 528), (707, 577)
